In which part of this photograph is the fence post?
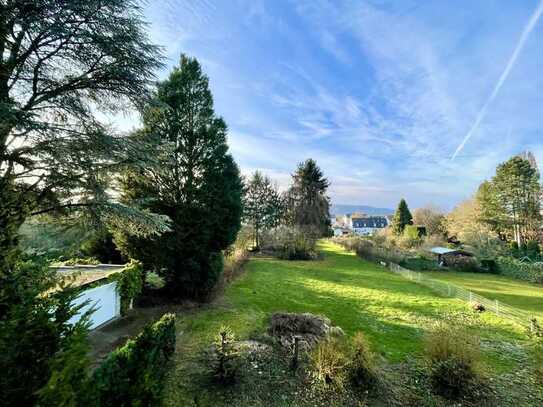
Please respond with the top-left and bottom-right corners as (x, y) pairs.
(291, 336), (300, 370)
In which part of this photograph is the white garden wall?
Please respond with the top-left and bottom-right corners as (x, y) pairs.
(68, 281), (121, 329)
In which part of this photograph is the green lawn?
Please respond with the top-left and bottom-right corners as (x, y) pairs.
(426, 270), (543, 321)
(163, 241), (540, 406)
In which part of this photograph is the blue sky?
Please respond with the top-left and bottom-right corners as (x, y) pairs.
(116, 0), (543, 210)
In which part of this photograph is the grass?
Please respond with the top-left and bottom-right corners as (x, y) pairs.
(162, 241), (542, 406)
(426, 270), (543, 321)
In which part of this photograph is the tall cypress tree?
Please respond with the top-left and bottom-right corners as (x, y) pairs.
(392, 198), (413, 235)
(116, 55), (243, 299)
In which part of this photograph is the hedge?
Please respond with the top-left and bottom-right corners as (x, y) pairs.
(85, 313), (176, 406)
(496, 257), (543, 283)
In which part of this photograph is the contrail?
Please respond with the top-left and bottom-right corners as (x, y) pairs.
(451, 0), (543, 160)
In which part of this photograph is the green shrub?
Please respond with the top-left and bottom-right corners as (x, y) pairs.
(400, 256), (437, 271)
(210, 326), (240, 385)
(425, 322), (481, 399)
(37, 324), (91, 407)
(444, 255), (480, 272)
(401, 225), (422, 248)
(271, 227), (317, 260)
(526, 240), (541, 260)
(87, 313), (176, 406)
(496, 257), (543, 283)
(480, 259), (498, 273)
(349, 332), (376, 390)
(114, 260), (144, 315)
(0, 260), (91, 406)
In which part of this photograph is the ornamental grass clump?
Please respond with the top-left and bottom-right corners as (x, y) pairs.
(425, 321), (481, 400)
(310, 337), (350, 390)
(310, 331), (377, 391)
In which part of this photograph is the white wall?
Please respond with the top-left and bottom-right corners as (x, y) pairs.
(68, 281), (120, 329)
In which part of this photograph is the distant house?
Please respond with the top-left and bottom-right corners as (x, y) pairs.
(350, 215), (389, 236)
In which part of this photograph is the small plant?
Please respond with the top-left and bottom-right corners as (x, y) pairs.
(349, 332), (376, 390)
(310, 337), (350, 389)
(425, 321), (481, 399)
(211, 326), (240, 385)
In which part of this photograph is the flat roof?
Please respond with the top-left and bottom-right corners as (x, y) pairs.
(430, 247), (457, 255)
(50, 264), (125, 287)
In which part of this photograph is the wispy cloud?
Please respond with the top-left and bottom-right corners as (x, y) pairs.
(132, 1), (543, 209)
(451, 0), (543, 160)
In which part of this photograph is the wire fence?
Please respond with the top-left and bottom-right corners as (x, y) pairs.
(388, 262), (533, 327)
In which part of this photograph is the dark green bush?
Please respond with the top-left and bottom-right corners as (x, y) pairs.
(497, 257), (543, 283)
(113, 260), (144, 315)
(444, 255), (480, 272)
(87, 313), (176, 406)
(480, 259), (498, 273)
(349, 332), (376, 390)
(429, 357), (478, 399)
(0, 260), (91, 406)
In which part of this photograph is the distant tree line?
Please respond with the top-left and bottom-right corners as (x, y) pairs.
(242, 159), (333, 250)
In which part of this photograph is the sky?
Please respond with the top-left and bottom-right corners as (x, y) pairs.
(114, 0), (543, 211)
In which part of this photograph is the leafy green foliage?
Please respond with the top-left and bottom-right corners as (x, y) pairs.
(37, 324), (91, 407)
(392, 198), (413, 235)
(87, 313), (176, 406)
(242, 171), (285, 249)
(114, 260), (144, 315)
(0, 260), (91, 406)
(284, 159), (332, 237)
(496, 257), (543, 283)
(478, 155), (542, 244)
(0, 0), (168, 268)
(115, 55), (242, 300)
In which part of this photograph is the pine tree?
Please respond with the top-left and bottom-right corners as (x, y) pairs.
(392, 199), (413, 235)
(489, 156), (541, 244)
(242, 171), (284, 249)
(285, 159), (331, 237)
(116, 55), (243, 299)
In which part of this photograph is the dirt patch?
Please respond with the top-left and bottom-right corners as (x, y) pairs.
(269, 312), (344, 351)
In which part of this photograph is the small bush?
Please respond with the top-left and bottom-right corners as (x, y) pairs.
(211, 326), (240, 385)
(444, 255), (479, 272)
(310, 337), (350, 389)
(480, 259), (498, 273)
(425, 322), (481, 399)
(87, 313), (176, 406)
(349, 332), (376, 390)
(262, 226), (318, 260)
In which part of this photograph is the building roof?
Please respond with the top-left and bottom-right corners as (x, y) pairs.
(429, 247), (473, 256)
(352, 216), (388, 228)
(51, 264), (125, 287)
